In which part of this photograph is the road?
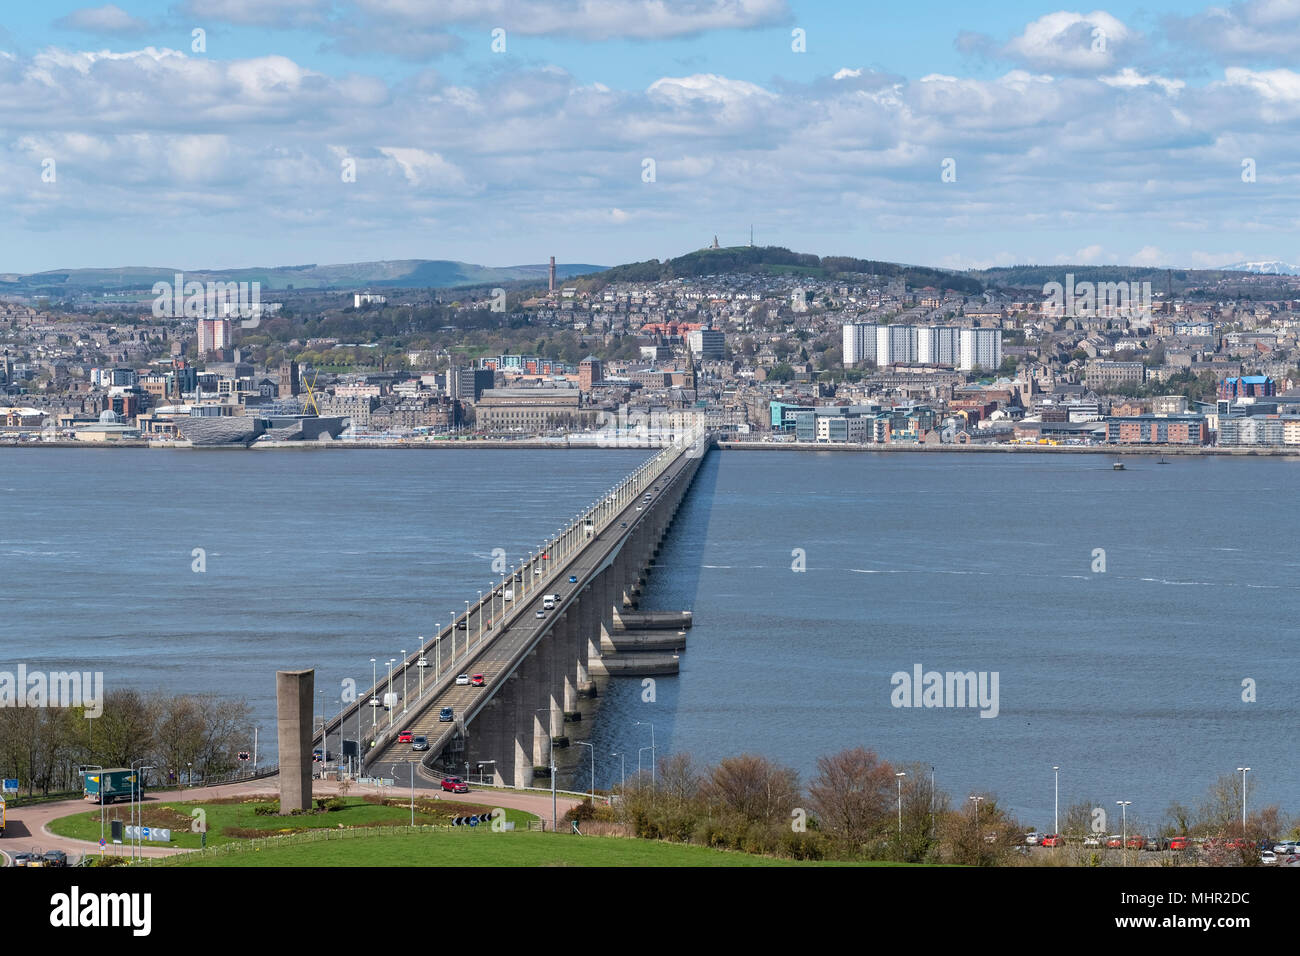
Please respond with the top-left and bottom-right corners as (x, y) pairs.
(0, 774), (581, 865)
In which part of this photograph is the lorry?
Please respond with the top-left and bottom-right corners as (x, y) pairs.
(83, 768), (142, 805)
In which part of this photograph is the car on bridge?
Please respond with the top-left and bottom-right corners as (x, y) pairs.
(441, 777), (469, 793)
(535, 610), (546, 619)
(455, 674), (470, 685)
(569, 575), (578, 583)
(470, 674), (484, 686)
(368, 695), (381, 707)
(411, 735), (429, 751)
(417, 657), (429, 668)
(397, 731), (413, 744)
(456, 619), (467, 629)
(439, 707), (454, 722)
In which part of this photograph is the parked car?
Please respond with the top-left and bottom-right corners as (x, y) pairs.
(470, 674), (485, 687)
(411, 735), (428, 751)
(1105, 834), (1124, 848)
(1126, 836), (1146, 850)
(41, 849), (68, 867)
(441, 776), (469, 793)
(1143, 836), (1167, 851)
(1024, 832), (1040, 846)
(11, 852), (34, 867)
(397, 731), (413, 744)
(1261, 850), (1278, 865)
(1040, 834), (1062, 847)
(455, 674), (470, 685)
(439, 706), (454, 722)
(1169, 836), (1190, 851)
(1083, 835), (1101, 847)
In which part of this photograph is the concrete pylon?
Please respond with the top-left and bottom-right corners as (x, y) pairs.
(562, 606), (579, 711)
(276, 669), (313, 814)
(510, 664), (534, 789)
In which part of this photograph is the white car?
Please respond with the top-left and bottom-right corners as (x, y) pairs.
(535, 610), (546, 619)
(416, 657), (429, 668)
(1082, 835), (1101, 847)
(1024, 832), (1040, 846)
(455, 674), (469, 685)
(1261, 851), (1278, 865)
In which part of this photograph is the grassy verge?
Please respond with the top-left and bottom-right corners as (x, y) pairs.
(48, 794), (534, 850)
(159, 828), (894, 867)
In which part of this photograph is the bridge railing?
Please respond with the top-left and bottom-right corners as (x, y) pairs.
(316, 423), (710, 756)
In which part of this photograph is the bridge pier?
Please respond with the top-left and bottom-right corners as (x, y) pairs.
(511, 656), (537, 789)
(562, 605), (580, 712)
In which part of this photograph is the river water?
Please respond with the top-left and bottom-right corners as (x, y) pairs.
(2, 447), (1295, 828)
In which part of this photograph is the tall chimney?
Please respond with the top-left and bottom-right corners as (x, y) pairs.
(549, 256), (556, 293)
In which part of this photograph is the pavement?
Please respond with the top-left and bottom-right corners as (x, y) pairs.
(1, 774), (582, 865)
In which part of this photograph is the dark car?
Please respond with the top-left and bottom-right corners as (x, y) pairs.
(42, 850), (68, 867)
(411, 735), (429, 751)
(569, 575), (578, 583)
(439, 706), (454, 722)
(456, 619), (467, 630)
(441, 776), (469, 793)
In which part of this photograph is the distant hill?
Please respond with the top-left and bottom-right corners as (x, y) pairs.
(578, 246), (985, 294)
(0, 259), (606, 298)
(1221, 260), (1300, 276)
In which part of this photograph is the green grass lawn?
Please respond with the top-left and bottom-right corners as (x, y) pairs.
(48, 795), (533, 850)
(163, 828), (897, 867)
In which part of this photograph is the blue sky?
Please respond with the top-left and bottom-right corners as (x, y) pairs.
(3, 0), (1300, 273)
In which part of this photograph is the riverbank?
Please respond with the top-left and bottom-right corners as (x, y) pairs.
(716, 441), (1300, 457)
(5, 437), (1300, 456)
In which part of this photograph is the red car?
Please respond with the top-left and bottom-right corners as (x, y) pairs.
(1126, 836), (1146, 850)
(1169, 836), (1189, 851)
(1106, 835), (1124, 848)
(1040, 834), (1062, 847)
(397, 731), (413, 744)
(441, 776), (469, 793)
(470, 674), (484, 687)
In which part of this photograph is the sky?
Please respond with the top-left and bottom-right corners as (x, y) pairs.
(3, 0), (1300, 274)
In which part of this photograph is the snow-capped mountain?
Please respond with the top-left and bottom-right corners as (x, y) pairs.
(1221, 260), (1300, 275)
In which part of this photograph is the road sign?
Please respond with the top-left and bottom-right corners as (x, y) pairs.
(98, 839), (106, 848)
(2, 778), (17, 794)
(238, 751), (250, 762)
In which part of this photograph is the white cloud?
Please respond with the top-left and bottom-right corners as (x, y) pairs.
(1099, 68), (1185, 95)
(1002, 10), (1132, 71)
(54, 4), (151, 35)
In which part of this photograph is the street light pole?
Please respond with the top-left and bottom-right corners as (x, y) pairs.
(896, 771), (906, 841)
(386, 659), (395, 728)
(612, 752), (626, 792)
(577, 741), (595, 808)
(634, 720), (655, 787)
(1117, 800), (1131, 865)
(1237, 767), (1250, 833)
(370, 657), (377, 739)
(401, 650), (408, 715)
(1053, 765), (1060, 836)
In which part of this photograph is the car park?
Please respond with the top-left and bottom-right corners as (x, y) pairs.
(455, 674), (469, 685)
(439, 706), (454, 722)
(411, 735), (428, 751)
(441, 776), (469, 793)
(470, 674), (484, 686)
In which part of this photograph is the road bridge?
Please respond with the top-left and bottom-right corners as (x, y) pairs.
(312, 427), (711, 789)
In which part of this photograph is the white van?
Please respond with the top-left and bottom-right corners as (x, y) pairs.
(542, 596), (555, 611)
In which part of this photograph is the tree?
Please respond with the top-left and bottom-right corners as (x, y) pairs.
(704, 754), (800, 826)
(806, 747), (895, 856)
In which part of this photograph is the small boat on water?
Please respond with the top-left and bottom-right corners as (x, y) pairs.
(1113, 461), (1126, 470)
(1158, 454), (1169, 464)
